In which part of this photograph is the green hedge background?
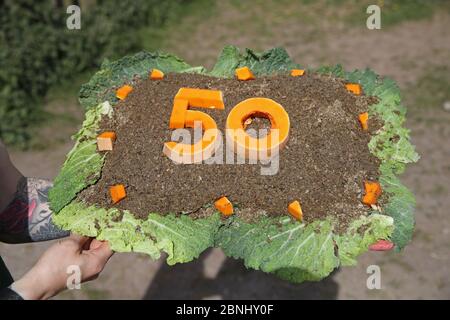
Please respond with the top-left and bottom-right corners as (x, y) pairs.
(0, 0), (191, 147)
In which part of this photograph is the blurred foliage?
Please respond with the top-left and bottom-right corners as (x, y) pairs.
(0, 0), (193, 147)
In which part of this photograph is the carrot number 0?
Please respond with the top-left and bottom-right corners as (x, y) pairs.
(163, 88), (290, 163)
(226, 97), (290, 160)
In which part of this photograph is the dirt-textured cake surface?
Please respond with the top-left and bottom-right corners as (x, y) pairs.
(78, 73), (381, 229)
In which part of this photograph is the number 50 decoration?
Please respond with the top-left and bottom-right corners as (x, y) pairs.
(163, 88), (290, 164)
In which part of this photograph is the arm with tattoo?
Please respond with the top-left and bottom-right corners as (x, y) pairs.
(0, 140), (69, 243)
(0, 177), (69, 243)
(0, 140), (112, 300)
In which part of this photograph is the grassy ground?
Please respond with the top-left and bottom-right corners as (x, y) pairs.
(1, 0), (449, 299)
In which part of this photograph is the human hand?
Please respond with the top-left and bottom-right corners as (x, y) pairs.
(11, 235), (113, 299)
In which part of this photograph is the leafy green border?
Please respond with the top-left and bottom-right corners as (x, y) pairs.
(316, 65), (419, 250)
(50, 46), (418, 283)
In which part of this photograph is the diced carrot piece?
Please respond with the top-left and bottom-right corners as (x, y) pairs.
(345, 83), (362, 95)
(369, 239), (394, 251)
(97, 131), (117, 151)
(358, 112), (369, 131)
(291, 69), (305, 77)
(150, 68), (164, 80)
(235, 66), (255, 81)
(215, 196), (234, 216)
(98, 131), (117, 140)
(116, 85), (133, 100)
(288, 200), (303, 221)
(109, 184), (126, 204)
(362, 181), (382, 205)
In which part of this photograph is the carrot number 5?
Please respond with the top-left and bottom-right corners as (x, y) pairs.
(163, 88), (224, 164)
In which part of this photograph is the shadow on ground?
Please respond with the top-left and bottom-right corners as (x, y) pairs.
(143, 248), (339, 300)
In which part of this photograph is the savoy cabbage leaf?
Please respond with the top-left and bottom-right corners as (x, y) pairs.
(215, 217), (339, 282)
(210, 45), (301, 77)
(48, 101), (112, 213)
(54, 201), (222, 264)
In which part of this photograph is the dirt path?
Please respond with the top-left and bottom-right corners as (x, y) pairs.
(1, 2), (449, 299)
(164, 2), (450, 88)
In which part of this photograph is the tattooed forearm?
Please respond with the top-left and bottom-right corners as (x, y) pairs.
(26, 178), (70, 241)
(0, 177), (69, 243)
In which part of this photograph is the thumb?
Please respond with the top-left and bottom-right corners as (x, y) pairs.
(88, 240), (114, 263)
(89, 239), (104, 250)
(81, 241), (113, 279)
(69, 234), (92, 250)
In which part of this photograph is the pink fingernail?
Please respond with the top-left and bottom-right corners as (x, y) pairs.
(369, 240), (394, 251)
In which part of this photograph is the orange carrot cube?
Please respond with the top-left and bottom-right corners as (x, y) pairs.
(235, 66), (255, 81)
(288, 200), (303, 221)
(215, 196), (234, 216)
(345, 83), (362, 95)
(150, 68), (164, 80)
(358, 112), (369, 131)
(362, 181), (382, 205)
(116, 85), (133, 100)
(110, 184), (126, 204)
(291, 69), (305, 77)
(97, 131), (117, 151)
